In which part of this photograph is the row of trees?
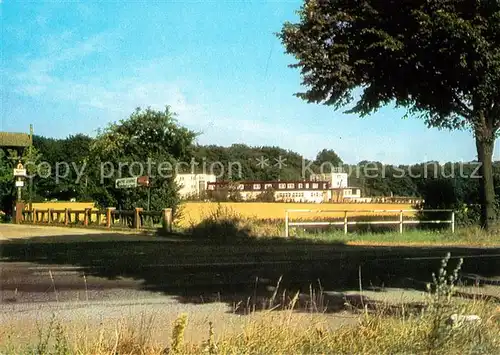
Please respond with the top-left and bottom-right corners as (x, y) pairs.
(0, 107), (196, 216)
(1, 105), (499, 227)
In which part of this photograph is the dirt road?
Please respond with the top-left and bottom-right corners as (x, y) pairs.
(0, 224), (498, 348)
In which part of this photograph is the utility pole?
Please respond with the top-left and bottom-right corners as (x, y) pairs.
(28, 124), (34, 209)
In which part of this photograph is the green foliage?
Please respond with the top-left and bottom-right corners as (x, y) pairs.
(314, 149), (343, 170)
(88, 106), (197, 212)
(188, 204), (281, 241)
(0, 149), (16, 215)
(31, 134), (93, 202)
(424, 253), (464, 352)
(278, 0), (500, 229)
(254, 187), (276, 202)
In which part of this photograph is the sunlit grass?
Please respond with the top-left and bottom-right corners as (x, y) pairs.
(2, 254), (499, 355)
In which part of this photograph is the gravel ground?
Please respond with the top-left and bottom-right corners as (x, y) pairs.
(0, 295), (359, 347)
(0, 224), (498, 349)
(0, 224), (151, 240)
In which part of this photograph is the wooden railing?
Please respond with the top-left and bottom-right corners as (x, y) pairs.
(284, 209), (454, 237)
(19, 207), (173, 232)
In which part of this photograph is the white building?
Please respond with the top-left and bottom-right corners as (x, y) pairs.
(207, 180), (330, 203)
(175, 173), (217, 199)
(310, 173), (348, 188)
(310, 173), (363, 201)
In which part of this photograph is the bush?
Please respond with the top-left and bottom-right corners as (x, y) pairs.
(416, 178), (500, 228)
(187, 203), (282, 241)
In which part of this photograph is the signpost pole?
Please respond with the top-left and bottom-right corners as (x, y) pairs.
(147, 186), (151, 211)
(13, 161), (26, 202)
(17, 181), (22, 202)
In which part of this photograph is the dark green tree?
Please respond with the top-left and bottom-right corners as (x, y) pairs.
(314, 149), (343, 172)
(279, 0), (500, 230)
(88, 106), (197, 213)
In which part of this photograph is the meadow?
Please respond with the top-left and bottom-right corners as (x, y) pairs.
(26, 201), (417, 227)
(176, 201), (417, 228)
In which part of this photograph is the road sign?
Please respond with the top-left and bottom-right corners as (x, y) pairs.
(137, 175), (150, 187)
(13, 169), (27, 177)
(15, 180), (24, 187)
(115, 177), (138, 189)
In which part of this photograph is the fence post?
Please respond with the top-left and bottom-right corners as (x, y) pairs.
(48, 209), (53, 224)
(83, 208), (91, 226)
(285, 210), (289, 237)
(162, 208), (173, 233)
(64, 208), (69, 225)
(344, 211), (348, 234)
(134, 208), (143, 230)
(399, 210), (403, 234)
(451, 211), (455, 233)
(33, 209), (38, 224)
(106, 207), (115, 228)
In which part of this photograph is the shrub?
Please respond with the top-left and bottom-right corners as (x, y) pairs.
(187, 203), (282, 241)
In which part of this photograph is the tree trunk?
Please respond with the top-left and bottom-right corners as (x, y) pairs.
(475, 135), (497, 230)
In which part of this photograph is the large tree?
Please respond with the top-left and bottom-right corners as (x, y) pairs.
(278, 0), (500, 229)
(88, 106), (197, 212)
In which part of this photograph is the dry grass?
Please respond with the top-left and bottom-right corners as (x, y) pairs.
(3, 295), (498, 355)
(3, 255), (499, 355)
(180, 204), (500, 246)
(177, 202), (416, 228)
(186, 204), (282, 240)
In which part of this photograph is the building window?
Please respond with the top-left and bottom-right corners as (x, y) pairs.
(253, 184), (261, 190)
(305, 183), (310, 189)
(278, 183), (286, 189)
(298, 183), (303, 189)
(344, 189), (352, 195)
(265, 183), (273, 189)
(237, 184), (244, 190)
(323, 183), (327, 189)
(312, 183), (318, 189)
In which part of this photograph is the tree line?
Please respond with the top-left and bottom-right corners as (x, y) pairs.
(1, 106), (499, 226)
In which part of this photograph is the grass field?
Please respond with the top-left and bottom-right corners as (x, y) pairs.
(177, 202), (417, 228)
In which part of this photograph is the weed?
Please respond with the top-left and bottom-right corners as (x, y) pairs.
(169, 313), (188, 354)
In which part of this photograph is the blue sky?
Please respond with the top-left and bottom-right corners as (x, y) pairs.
(1, 0), (496, 164)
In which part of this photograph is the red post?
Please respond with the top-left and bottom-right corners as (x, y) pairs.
(13, 202), (25, 224)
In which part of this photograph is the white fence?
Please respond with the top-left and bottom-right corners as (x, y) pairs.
(284, 209), (455, 237)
